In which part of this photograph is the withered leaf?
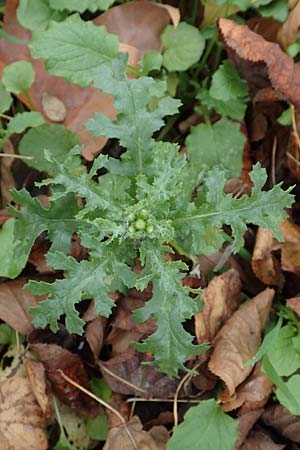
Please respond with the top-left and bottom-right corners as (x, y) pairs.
(240, 430), (285, 450)
(235, 410), (263, 450)
(221, 363), (273, 413)
(0, 375), (48, 450)
(277, 220), (300, 273)
(286, 297), (300, 316)
(0, 139), (16, 206)
(100, 348), (177, 398)
(0, 278), (37, 335)
(277, 1), (300, 50)
(262, 404), (300, 443)
(252, 227), (283, 287)
(195, 268), (242, 343)
(208, 288), (274, 396)
(103, 416), (169, 450)
(218, 18), (300, 107)
(30, 343), (99, 416)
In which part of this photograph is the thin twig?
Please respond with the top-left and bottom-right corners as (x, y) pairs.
(126, 397), (202, 403)
(0, 113), (12, 120)
(98, 362), (148, 395)
(57, 369), (138, 449)
(0, 153), (34, 160)
(271, 136), (277, 186)
(173, 362), (201, 427)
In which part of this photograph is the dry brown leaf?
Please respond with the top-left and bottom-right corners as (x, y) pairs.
(0, 375), (48, 450)
(277, 1), (300, 50)
(218, 18), (300, 107)
(277, 220), (300, 273)
(100, 348), (177, 398)
(252, 227), (283, 287)
(0, 139), (16, 206)
(208, 288), (274, 396)
(0, 278), (37, 335)
(262, 404), (300, 443)
(23, 356), (53, 421)
(103, 416), (169, 450)
(240, 430), (285, 450)
(221, 363), (273, 413)
(195, 268), (242, 343)
(84, 316), (105, 359)
(30, 343), (99, 416)
(235, 409), (263, 450)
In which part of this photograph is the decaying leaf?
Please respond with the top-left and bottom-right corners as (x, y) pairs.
(103, 416), (169, 450)
(286, 297), (300, 316)
(221, 363), (273, 413)
(0, 375), (48, 450)
(208, 288), (274, 396)
(100, 348), (177, 398)
(195, 268), (242, 343)
(262, 404), (300, 443)
(218, 18), (300, 107)
(240, 430), (285, 450)
(252, 227), (283, 287)
(30, 343), (99, 416)
(277, 220), (300, 273)
(0, 278), (37, 335)
(235, 409), (263, 450)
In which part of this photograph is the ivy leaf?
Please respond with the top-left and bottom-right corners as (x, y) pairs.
(17, 0), (67, 31)
(29, 15), (119, 86)
(162, 22), (205, 71)
(0, 83), (12, 113)
(9, 189), (80, 255)
(6, 112), (45, 135)
(186, 117), (246, 178)
(166, 399), (238, 450)
(2, 61), (35, 94)
(19, 124), (79, 175)
(175, 163), (294, 255)
(28, 249), (135, 334)
(50, 0), (116, 12)
(133, 244), (208, 376)
(86, 54), (181, 175)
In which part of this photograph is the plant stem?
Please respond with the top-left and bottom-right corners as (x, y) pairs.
(157, 114), (178, 141)
(126, 64), (141, 77)
(169, 239), (197, 264)
(194, 30), (219, 78)
(23, 89), (36, 111)
(191, 0), (199, 25)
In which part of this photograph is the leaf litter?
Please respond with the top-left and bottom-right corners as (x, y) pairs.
(1, 1), (300, 450)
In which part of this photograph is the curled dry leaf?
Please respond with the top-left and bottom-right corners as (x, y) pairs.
(103, 416), (169, 450)
(0, 278), (37, 335)
(235, 409), (263, 450)
(262, 404), (300, 443)
(195, 268), (242, 343)
(218, 18), (300, 107)
(30, 343), (99, 416)
(221, 362), (273, 413)
(240, 430), (285, 450)
(208, 288), (274, 396)
(277, 220), (300, 273)
(24, 356), (53, 421)
(0, 375), (48, 450)
(100, 348), (177, 398)
(252, 227), (283, 287)
(277, 0), (300, 50)
(84, 316), (105, 359)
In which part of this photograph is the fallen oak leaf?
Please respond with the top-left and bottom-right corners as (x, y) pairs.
(208, 288), (274, 396)
(218, 18), (300, 107)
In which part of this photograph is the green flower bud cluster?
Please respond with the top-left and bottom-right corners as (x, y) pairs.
(128, 209), (154, 234)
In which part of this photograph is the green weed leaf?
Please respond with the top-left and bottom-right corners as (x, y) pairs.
(2, 60), (35, 94)
(162, 22), (205, 71)
(0, 82), (12, 113)
(19, 124), (79, 174)
(7, 111), (44, 134)
(0, 218), (29, 278)
(50, 0), (116, 12)
(186, 118), (246, 179)
(265, 324), (300, 377)
(29, 15), (119, 86)
(166, 399), (238, 450)
(17, 0), (67, 31)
